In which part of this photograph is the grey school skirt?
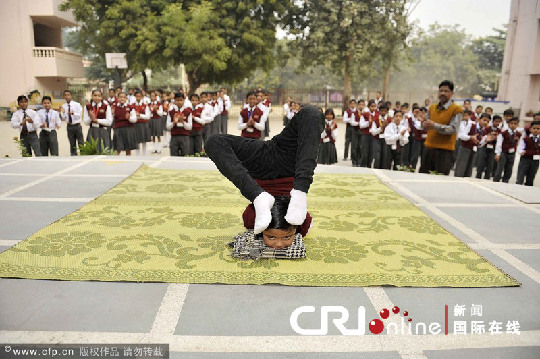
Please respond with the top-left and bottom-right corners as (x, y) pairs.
(149, 117), (164, 137)
(87, 126), (111, 150)
(113, 126), (138, 151)
(134, 121), (151, 143)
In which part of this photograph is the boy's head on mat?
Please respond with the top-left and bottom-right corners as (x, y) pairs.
(260, 196), (298, 249)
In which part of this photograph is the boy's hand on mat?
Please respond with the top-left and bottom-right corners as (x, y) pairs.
(285, 189), (307, 225)
(253, 192), (275, 234)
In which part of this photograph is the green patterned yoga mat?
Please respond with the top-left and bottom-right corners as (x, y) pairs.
(0, 164), (520, 287)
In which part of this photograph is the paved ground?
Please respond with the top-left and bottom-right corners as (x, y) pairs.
(0, 154), (538, 358)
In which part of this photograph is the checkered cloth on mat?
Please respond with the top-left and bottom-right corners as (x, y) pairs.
(228, 229), (306, 260)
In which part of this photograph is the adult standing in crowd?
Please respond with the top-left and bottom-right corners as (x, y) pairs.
(60, 90), (84, 156)
(418, 80), (463, 175)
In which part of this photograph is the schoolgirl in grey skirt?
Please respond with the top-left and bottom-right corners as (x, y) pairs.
(112, 92), (138, 155)
(83, 89), (113, 153)
(132, 91), (151, 155)
(148, 91), (164, 153)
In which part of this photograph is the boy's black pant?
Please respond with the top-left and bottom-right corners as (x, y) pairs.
(21, 131), (41, 156)
(350, 128), (362, 166)
(454, 146), (475, 177)
(67, 123), (84, 156)
(493, 152), (515, 183)
(360, 133), (372, 167)
(410, 139), (424, 171)
(170, 135), (190, 156)
(401, 135), (414, 167)
(385, 145), (401, 170)
(372, 137), (386, 169)
(344, 124), (352, 159)
(476, 146), (495, 179)
(419, 147), (453, 175)
(516, 157), (539, 186)
(39, 130), (59, 156)
(204, 105), (322, 202)
(189, 131), (203, 154)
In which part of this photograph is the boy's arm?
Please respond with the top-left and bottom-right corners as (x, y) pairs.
(254, 110), (266, 131)
(359, 114), (369, 128)
(238, 114), (247, 130)
(166, 111), (174, 130)
(184, 112), (193, 131)
(495, 134), (503, 155)
(518, 137), (526, 154)
(83, 105), (91, 125)
(457, 121), (471, 141)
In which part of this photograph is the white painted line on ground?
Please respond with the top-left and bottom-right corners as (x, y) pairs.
(398, 351), (429, 359)
(0, 173), (125, 178)
(0, 240), (21, 246)
(149, 156), (169, 168)
(0, 197), (93, 202)
(417, 203), (519, 208)
(469, 243), (540, 250)
(0, 156), (100, 198)
(144, 284), (190, 340)
(364, 286), (409, 339)
(0, 159), (23, 169)
(465, 180), (540, 215)
(372, 169), (540, 285)
(0, 330), (538, 352)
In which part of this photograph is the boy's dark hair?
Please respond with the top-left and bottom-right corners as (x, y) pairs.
(63, 90), (71, 95)
(530, 120), (540, 127)
(267, 196), (297, 231)
(507, 117), (519, 123)
(246, 91), (256, 99)
(402, 102), (409, 108)
(190, 93), (199, 101)
(108, 88), (115, 92)
(464, 99), (471, 104)
(393, 110), (403, 116)
(535, 112), (540, 117)
(438, 80), (454, 92)
(175, 92), (185, 99)
(378, 104), (388, 110)
(412, 105), (420, 111)
(463, 109), (472, 115)
(503, 109), (514, 116)
(485, 107), (493, 112)
(349, 99), (357, 104)
(476, 105), (483, 109)
(368, 100), (376, 106)
(325, 108), (335, 118)
(116, 86), (122, 90)
(492, 115), (502, 121)
(358, 99), (365, 103)
(479, 113), (491, 120)
(42, 96), (52, 103)
(396, 101), (401, 105)
(17, 95), (28, 103)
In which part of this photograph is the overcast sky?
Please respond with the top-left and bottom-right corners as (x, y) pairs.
(409, 0), (511, 38)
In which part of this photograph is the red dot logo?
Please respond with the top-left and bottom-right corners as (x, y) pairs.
(369, 319), (384, 334)
(392, 306), (400, 314)
(379, 308), (389, 319)
(403, 311), (408, 316)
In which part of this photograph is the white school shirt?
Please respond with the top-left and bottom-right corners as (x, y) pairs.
(518, 134), (540, 153)
(192, 104), (206, 125)
(149, 101), (164, 117)
(166, 104), (193, 131)
(201, 102), (215, 124)
(128, 95), (137, 105)
(287, 109), (297, 120)
(184, 97), (193, 109)
(321, 120), (338, 141)
(11, 108), (40, 133)
(384, 122), (409, 149)
(343, 108), (357, 125)
(369, 114), (389, 138)
(238, 106), (265, 131)
(37, 108), (61, 132)
(83, 101), (113, 127)
(60, 100), (83, 124)
(283, 103), (290, 114)
(223, 94), (231, 112)
(495, 128), (521, 156)
(131, 101), (151, 121)
(258, 102), (270, 124)
(359, 111), (375, 130)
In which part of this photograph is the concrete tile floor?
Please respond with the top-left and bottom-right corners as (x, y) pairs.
(0, 156), (538, 358)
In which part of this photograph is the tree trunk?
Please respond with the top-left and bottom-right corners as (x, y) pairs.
(186, 70), (201, 95)
(343, 51), (353, 113)
(382, 62), (391, 101)
(141, 70), (148, 91)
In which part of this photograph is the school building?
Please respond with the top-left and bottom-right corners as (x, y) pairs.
(497, 0), (540, 120)
(0, 0), (84, 107)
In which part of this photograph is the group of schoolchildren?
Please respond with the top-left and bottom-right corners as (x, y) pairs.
(335, 96), (540, 186)
(11, 87), (231, 157)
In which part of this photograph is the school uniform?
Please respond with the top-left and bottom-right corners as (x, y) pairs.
(11, 108), (41, 156)
(221, 94), (231, 134)
(37, 108), (61, 156)
(516, 134), (540, 186)
(455, 120), (486, 177)
(384, 121), (409, 170)
(161, 100), (170, 147)
(318, 119), (338, 165)
(128, 94), (137, 105)
(83, 101), (113, 152)
(201, 102), (215, 146)
(342, 108), (357, 162)
(112, 102), (138, 152)
(346, 108), (362, 166)
(257, 101), (270, 140)
(263, 98), (271, 138)
(210, 99), (221, 136)
(359, 111), (376, 167)
(493, 128), (522, 183)
(400, 116), (414, 168)
(239, 105), (265, 139)
(476, 126), (499, 179)
(60, 100), (84, 156)
(106, 97), (118, 141)
(368, 112), (389, 169)
(283, 103), (290, 127)
(148, 100), (164, 137)
(409, 116), (427, 171)
(131, 101), (151, 146)
(190, 103), (205, 154)
(167, 104), (193, 156)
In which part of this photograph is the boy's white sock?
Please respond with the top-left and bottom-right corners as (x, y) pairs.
(285, 189), (307, 225)
(141, 142), (147, 155)
(253, 192), (275, 234)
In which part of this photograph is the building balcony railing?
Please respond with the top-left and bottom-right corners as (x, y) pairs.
(32, 47), (84, 78)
